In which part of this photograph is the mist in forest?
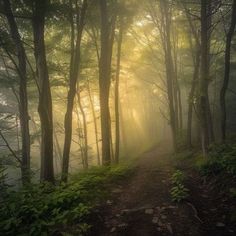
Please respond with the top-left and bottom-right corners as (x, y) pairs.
(0, 0), (235, 191)
(1, 0), (236, 235)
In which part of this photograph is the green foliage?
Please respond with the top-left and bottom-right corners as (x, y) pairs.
(170, 184), (189, 203)
(197, 144), (236, 176)
(170, 170), (189, 202)
(171, 170), (185, 185)
(0, 163), (133, 236)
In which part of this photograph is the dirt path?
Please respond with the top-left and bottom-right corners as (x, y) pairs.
(94, 146), (203, 236)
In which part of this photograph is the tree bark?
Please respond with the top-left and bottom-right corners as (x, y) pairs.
(220, 0), (236, 142)
(77, 89), (88, 169)
(87, 81), (101, 165)
(99, 0), (116, 165)
(61, 0), (87, 182)
(32, 0), (54, 183)
(160, 0), (178, 151)
(199, 0), (212, 155)
(187, 50), (200, 149)
(3, 0), (31, 185)
(114, 20), (123, 164)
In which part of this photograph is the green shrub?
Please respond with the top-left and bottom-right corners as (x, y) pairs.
(170, 170), (189, 202)
(198, 144), (236, 176)
(0, 163), (133, 235)
(171, 170), (185, 185)
(170, 184), (189, 202)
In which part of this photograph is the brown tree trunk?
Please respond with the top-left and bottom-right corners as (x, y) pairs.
(184, 7), (201, 149)
(199, 0), (212, 155)
(114, 20), (123, 164)
(77, 89), (88, 169)
(87, 81), (101, 165)
(32, 0), (54, 183)
(61, 0), (87, 182)
(220, 0), (236, 142)
(187, 50), (200, 149)
(160, 0), (177, 151)
(54, 129), (62, 166)
(3, 0), (31, 185)
(99, 0), (116, 165)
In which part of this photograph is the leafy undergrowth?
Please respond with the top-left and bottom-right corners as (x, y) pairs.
(173, 144), (236, 229)
(170, 170), (189, 202)
(196, 144), (236, 225)
(173, 143), (236, 179)
(0, 163), (135, 236)
(196, 144), (236, 177)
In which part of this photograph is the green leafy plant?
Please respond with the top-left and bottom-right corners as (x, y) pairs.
(170, 184), (189, 202)
(170, 170), (189, 202)
(171, 170), (185, 185)
(0, 163), (133, 235)
(197, 144), (236, 177)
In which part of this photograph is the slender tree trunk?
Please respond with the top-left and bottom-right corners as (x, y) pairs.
(199, 0), (212, 155)
(54, 129), (62, 166)
(110, 117), (114, 162)
(220, 0), (236, 142)
(177, 86), (183, 132)
(77, 89), (88, 169)
(184, 7), (201, 149)
(99, 0), (116, 165)
(87, 81), (101, 165)
(187, 50), (200, 149)
(61, 0), (87, 182)
(114, 20), (123, 164)
(75, 102), (85, 168)
(32, 0), (54, 183)
(3, 0), (31, 185)
(160, 0), (177, 151)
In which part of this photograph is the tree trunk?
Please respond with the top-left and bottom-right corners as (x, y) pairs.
(220, 0), (236, 142)
(187, 50), (200, 149)
(32, 0), (54, 183)
(61, 0), (87, 182)
(3, 0), (31, 185)
(75, 102), (86, 168)
(114, 20), (123, 164)
(77, 89), (88, 169)
(54, 129), (62, 167)
(184, 6), (201, 149)
(160, 0), (177, 151)
(199, 0), (211, 155)
(87, 81), (101, 165)
(99, 0), (116, 165)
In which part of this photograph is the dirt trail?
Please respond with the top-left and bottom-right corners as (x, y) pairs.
(90, 145), (236, 236)
(95, 146), (203, 236)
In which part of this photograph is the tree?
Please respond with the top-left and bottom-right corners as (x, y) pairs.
(183, 3), (201, 149)
(159, 0), (178, 151)
(114, 17), (123, 164)
(61, 0), (88, 182)
(220, 0), (236, 142)
(99, 0), (116, 165)
(2, 0), (31, 184)
(87, 80), (101, 165)
(32, 0), (54, 183)
(199, 0), (217, 154)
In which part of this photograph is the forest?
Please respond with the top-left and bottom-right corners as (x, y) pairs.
(0, 0), (236, 235)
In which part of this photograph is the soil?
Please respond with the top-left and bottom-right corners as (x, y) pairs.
(89, 145), (236, 236)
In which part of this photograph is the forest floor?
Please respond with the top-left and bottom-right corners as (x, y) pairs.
(89, 145), (236, 236)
